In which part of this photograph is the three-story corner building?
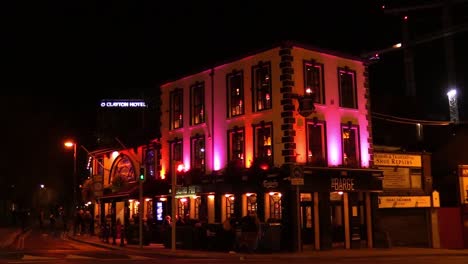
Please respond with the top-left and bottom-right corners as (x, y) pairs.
(159, 41), (383, 251)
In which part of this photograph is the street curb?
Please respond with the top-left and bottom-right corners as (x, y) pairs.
(67, 236), (468, 260)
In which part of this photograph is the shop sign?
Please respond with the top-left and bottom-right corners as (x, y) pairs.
(378, 196), (431, 208)
(459, 165), (468, 204)
(374, 153), (421, 168)
(331, 177), (355, 192)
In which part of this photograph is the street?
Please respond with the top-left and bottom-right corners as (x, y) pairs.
(0, 229), (466, 264)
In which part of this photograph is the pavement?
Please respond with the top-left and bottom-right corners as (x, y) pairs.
(67, 233), (468, 259)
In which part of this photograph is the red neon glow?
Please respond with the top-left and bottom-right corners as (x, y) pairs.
(404, 16), (408, 20)
(260, 163), (269, 171)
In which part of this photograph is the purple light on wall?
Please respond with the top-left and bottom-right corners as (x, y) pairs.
(358, 117), (370, 167)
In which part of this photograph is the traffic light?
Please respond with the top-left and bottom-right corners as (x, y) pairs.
(139, 167), (146, 182)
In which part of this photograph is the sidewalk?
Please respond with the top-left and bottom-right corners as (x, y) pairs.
(67, 234), (468, 260)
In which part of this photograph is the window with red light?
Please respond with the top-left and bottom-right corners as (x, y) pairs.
(341, 124), (360, 167)
(253, 121), (273, 163)
(170, 89), (183, 129)
(338, 68), (357, 109)
(170, 138), (183, 165)
(306, 120), (327, 166)
(252, 62), (272, 111)
(190, 82), (205, 125)
(226, 70), (244, 117)
(304, 60), (324, 104)
(191, 135), (205, 173)
(228, 127), (245, 167)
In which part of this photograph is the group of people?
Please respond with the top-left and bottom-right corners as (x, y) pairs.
(222, 211), (261, 253)
(38, 206), (67, 237)
(73, 209), (93, 236)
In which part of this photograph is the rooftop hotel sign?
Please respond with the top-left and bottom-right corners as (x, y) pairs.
(100, 99), (147, 108)
(374, 153), (421, 168)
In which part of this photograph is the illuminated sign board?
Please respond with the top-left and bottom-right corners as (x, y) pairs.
(100, 99), (147, 108)
(374, 153), (421, 168)
(378, 196), (432, 208)
(156, 202), (163, 221)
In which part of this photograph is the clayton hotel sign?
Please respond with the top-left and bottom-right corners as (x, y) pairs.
(374, 153), (421, 168)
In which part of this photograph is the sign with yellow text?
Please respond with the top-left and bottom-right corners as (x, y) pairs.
(374, 153), (421, 168)
(378, 196), (431, 208)
(459, 165), (468, 204)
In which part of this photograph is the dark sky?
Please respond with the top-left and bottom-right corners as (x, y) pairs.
(1, 0), (467, 207)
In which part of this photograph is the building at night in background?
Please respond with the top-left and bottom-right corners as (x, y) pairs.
(84, 41), (467, 251)
(156, 41), (383, 251)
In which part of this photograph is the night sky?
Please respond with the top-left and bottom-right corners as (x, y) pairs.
(2, 0), (467, 208)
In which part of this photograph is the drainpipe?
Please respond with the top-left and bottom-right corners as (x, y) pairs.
(209, 68), (215, 172)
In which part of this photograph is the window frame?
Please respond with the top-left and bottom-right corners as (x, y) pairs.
(190, 134), (206, 173)
(252, 61), (272, 112)
(170, 88), (184, 130)
(306, 119), (327, 166)
(226, 70), (245, 118)
(252, 121), (273, 163)
(190, 81), (205, 126)
(303, 60), (325, 104)
(341, 123), (360, 167)
(170, 138), (183, 165)
(337, 67), (358, 109)
(227, 126), (246, 167)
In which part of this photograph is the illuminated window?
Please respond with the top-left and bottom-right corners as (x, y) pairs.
(190, 82), (205, 125)
(110, 154), (135, 183)
(194, 197), (201, 220)
(247, 193), (257, 214)
(252, 62), (272, 111)
(170, 138), (183, 164)
(178, 198), (189, 218)
(225, 194), (235, 219)
(253, 122), (273, 162)
(341, 124), (360, 167)
(227, 70), (244, 117)
(306, 120), (327, 166)
(269, 193), (282, 220)
(304, 60), (324, 104)
(338, 68), (357, 109)
(228, 127), (245, 167)
(170, 89), (183, 129)
(146, 200), (153, 219)
(191, 135), (205, 173)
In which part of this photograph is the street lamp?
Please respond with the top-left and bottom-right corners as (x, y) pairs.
(447, 88), (459, 123)
(64, 141), (77, 209)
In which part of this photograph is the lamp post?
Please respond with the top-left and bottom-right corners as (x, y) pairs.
(64, 141), (77, 209)
(447, 89), (459, 123)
